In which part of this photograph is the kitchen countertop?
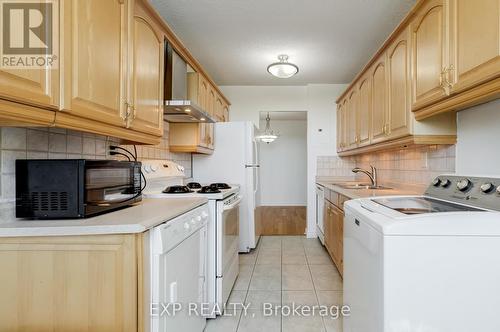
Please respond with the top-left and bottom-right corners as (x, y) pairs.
(316, 178), (423, 200)
(0, 197), (208, 237)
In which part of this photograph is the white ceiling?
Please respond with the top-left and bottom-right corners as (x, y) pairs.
(260, 111), (307, 121)
(151, 0), (416, 86)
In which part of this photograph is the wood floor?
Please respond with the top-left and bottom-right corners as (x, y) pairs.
(258, 206), (307, 235)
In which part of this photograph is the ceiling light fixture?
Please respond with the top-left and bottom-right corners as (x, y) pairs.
(257, 113), (280, 144)
(267, 54), (299, 78)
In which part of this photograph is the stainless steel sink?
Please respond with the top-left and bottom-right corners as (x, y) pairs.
(337, 183), (393, 190)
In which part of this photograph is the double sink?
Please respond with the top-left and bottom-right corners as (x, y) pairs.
(336, 182), (393, 190)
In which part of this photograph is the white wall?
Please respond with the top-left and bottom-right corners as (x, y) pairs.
(259, 119), (307, 206)
(456, 99), (500, 176)
(220, 84), (347, 237)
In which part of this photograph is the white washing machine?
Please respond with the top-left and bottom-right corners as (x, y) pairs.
(344, 175), (500, 332)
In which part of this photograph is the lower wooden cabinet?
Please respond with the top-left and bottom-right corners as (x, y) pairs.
(324, 196), (345, 277)
(0, 234), (142, 332)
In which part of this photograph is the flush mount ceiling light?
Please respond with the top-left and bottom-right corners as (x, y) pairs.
(256, 113), (280, 144)
(267, 54), (299, 78)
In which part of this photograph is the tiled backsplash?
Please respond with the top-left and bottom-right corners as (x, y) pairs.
(0, 123), (191, 203)
(318, 145), (456, 189)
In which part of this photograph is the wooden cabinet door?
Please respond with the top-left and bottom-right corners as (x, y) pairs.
(324, 202), (333, 252)
(0, 68), (59, 110)
(341, 99), (348, 150)
(62, 0), (129, 127)
(215, 94), (224, 122)
(448, 0), (500, 93)
(222, 102), (230, 122)
(0, 235), (137, 331)
(388, 28), (411, 139)
(410, 0), (448, 110)
(330, 204), (344, 275)
(357, 74), (371, 146)
(129, 7), (164, 136)
(371, 56), (389, 143)
(206, 123), (215, 149)
(207, 85), (216, 117)
(346, 89), (358, 149)
(336, 103), (343, 152)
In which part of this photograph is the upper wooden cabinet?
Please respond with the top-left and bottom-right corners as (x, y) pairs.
(61, 0), (129, 128)
(0, 0), (230, 146)
(0, 66), (59, 111)
(410, 0), (448, 110)
(336, 0), (500, 154)
(448, 0), (500, 93)
(346, 89), (358, 149)
(388, 27), (411, 139)
(371, 55), (388, 144)
(357, 73), (371, 147)
(129, 1), (164, 136)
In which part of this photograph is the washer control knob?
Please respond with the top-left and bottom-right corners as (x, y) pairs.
(441, 179), (451, 188)
(480, 183), (494, 193)
(432, 178), (441, 187)
(457, 179), (472, 192)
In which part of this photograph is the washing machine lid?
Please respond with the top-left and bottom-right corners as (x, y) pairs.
(372, 196), (484, 215)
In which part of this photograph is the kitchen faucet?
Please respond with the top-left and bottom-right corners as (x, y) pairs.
(352, 165), (378, 187)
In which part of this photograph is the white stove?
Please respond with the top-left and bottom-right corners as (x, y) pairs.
(141, 160), (241, 317)
(344, 174), (500, 332)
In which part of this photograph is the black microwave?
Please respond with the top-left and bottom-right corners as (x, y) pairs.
(16, 160), (142, 219)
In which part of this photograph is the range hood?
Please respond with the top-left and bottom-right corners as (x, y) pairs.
(164, 43), (215, 123)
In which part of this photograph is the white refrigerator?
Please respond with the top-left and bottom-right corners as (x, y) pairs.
(193, 122), (261, 252)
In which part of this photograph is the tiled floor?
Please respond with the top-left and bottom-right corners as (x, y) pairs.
(205, 236), (343, 332)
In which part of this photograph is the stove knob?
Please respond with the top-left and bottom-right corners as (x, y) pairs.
(184, 223), (191, 230)
(440, 179), (451, 188)
(151, 164), (159, 172)
(457, 178), (472, 192)
(195, 216), (202, 222)
(201, 211), (209, 219)
(190, 218), (197, 225)
(432, 178), (441, 187)
(480, 183), (494, 193)
(143, 165), (151, 173)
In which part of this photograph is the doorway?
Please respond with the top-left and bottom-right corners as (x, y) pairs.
(257, 111), (307, 235)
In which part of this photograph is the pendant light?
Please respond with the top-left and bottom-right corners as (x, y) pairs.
(257, 113), (280, 144)
(267, 55), (299, 78)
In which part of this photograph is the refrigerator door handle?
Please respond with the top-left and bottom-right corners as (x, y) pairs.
(245, 164), (260, 168)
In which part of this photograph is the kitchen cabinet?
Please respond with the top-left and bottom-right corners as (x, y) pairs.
(448, 0), (500, 94)
(0, 0), (231, 146)
(410, 0), (448, 111)
(337, 0), (500, 126)
(61, 0), (129, 128)
(323, 191), (345, 276)
(0, 234), (141, 331)
(357, 73), (371, 146)
(169, 123), (214, 154)
(129, 1), (164, 136)
(222, 101), (230, 122)
(0, 67), (59, 111)
(371, 55), (389, 144)
(346, 89), (358, 149)
(388, 27), (411, 139)
(215, 94), (224, 122)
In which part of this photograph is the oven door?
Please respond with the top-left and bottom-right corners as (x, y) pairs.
(216, 194), (242, 307)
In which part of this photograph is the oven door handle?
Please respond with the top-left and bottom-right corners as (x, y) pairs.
(224, 195), (243, 211)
